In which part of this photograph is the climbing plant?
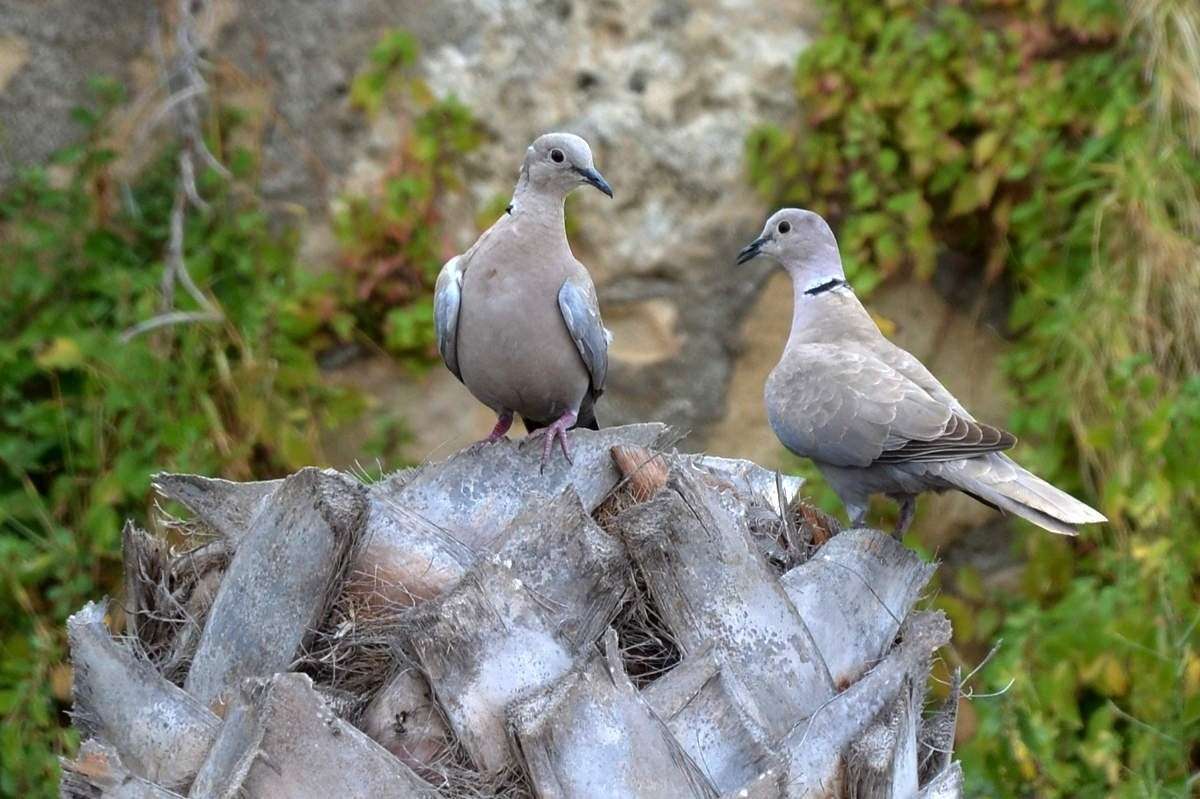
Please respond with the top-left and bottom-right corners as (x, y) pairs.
(334, 30), (484, 366)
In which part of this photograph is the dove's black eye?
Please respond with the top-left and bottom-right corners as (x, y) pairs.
(550, 148), (565, 163)
(777, 220), (792, 234)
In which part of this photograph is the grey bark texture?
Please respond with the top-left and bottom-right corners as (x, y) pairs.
(60, 740), (187, 799)
(918, 762), (965, 799)
(643, 646), (780, 794)
(616, 467), (835, 737)
(152, 474), (282, 545)
(780, 529), (936, 688)
(349, 494), (477, 611)
(187, 672), (432, 798)
(377, 423), (670, 550)
(67, 603), (219, 790)
(184, 467), (367, 709)
(63, 424), (966, 798)
(360, 665), (453, 776)
(490, 489), (628, 649)
(778, 612), (953, 798)
(401, 559), (577, 774)
(510, 630), (717, 799)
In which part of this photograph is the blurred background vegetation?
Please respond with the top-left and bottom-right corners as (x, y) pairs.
(1, 0), (1198, 796)
(0, 31), (481, 793)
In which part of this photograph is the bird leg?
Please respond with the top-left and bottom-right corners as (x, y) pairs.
(528, 409), (577, 472)
(893, 495), (917, 539)
(482, 411), (514, 444)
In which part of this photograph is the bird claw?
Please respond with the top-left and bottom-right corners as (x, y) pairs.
(531, 410), (577, 473)
(477, 412), (514, 447)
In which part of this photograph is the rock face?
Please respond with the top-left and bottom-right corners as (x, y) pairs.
(0, 1), (149, 183)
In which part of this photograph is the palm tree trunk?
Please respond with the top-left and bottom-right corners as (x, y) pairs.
(62, 425), (963, 798)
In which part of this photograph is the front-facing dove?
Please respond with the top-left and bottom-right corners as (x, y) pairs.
(434, 132), (613, 469)
(738, 208), (1106, 537)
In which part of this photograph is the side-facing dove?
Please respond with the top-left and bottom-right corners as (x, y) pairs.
(434, 132), (613, 469)
(738, 208), (1106, 537)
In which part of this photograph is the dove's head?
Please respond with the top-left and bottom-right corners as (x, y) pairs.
(737, 208), (846, 288)
(519, 132), (613, 199)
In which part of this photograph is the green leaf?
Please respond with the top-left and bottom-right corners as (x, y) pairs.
(34, 338), (83, 371)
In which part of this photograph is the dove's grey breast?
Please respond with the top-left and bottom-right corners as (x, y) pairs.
(455, 218), (590, 424)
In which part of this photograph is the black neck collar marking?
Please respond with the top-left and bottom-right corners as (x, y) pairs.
(505, 203), (513, 215)
(804, 278), (850, 296)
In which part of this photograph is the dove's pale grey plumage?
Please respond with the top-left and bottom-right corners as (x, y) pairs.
(738, 208), (1106, 536)
(434, 132), (612, 468)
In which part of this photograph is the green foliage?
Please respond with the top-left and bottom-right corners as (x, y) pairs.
(350, 29), (423, 116)
(747, 0), (1127, 287)
(962, 544), (1200, 796)
(0, 28), (480, 793)
(335, 30), (483, 366)
(0, 90), (361, 797)
(749, 0), (1200, 794)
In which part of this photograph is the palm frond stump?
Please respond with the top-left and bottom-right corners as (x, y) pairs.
(61, 424), (963, 799)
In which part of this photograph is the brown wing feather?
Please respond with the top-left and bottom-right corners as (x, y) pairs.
(875, 415), (1016, 463)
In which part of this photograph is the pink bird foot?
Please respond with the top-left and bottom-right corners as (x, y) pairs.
(528, 409), (577, 473)
(473, 411), (513, 448)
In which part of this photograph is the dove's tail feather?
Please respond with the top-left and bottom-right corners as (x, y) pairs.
(521, 402), (600, 434)
(575, 402), (600, 431)
(944, 454), (1106, 536)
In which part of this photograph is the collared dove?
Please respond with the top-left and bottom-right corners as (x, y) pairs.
(737, 208), (1106, 537)
(434, 132), (613, 469)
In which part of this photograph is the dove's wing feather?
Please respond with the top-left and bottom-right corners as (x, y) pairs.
(870, 338), (973, 418)
(769, 346), (1014, 469)
(557, 275), (609, 396)
(433, 254), (465, 383)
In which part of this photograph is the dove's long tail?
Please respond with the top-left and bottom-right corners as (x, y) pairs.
(939, 453), (1106, 536)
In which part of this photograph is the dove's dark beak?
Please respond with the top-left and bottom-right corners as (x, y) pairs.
(737, 235), (771, 265)
(575, 166), (614, 198)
